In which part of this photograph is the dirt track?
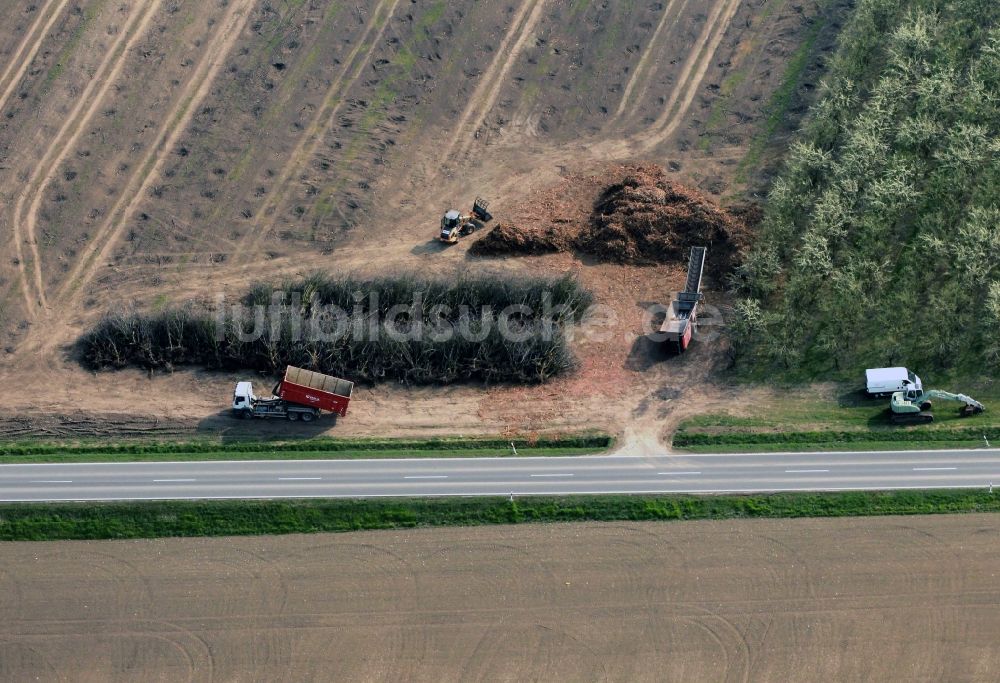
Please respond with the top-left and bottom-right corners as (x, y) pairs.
(3, 514), (1000, 681)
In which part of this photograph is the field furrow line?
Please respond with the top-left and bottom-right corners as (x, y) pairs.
(0, 0), (67, 114)
(435, 0), (546, 173)
(12, 0), (163, 318)
(638, 0), (743, 151)
(641, 0), (731, 137)
(49, 0), (255, 326)
(233, 0), (401, 264)
(3, 0), (72, 316)
(611, 0), (689, 122)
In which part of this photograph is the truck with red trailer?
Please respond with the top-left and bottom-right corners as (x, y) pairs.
(661, 246), (707, 354)
(232, 365), (353, 422)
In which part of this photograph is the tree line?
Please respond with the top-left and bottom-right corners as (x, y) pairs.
(732, 0), (1000, 379)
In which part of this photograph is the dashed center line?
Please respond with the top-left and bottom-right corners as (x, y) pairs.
(657, 471), (702, 476)
(278, 477), (322, 481)
(31, 480), (72, 484)
(530, 473), (574, 478)
(913, 467), (957, 471)
(785, 469), (830, 473)
(153, 479), (196, 483)
(404, 475), (448, 479)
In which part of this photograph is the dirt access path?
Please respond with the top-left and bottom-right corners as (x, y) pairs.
(0, 0), (840, 445)
(3, 514), (1000, 681)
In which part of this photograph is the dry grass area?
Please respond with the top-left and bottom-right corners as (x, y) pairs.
(0, 0), (844, 444)
(3, 514), (1000, 681)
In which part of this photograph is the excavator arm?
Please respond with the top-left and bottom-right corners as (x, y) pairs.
(921, 390), (985, 413)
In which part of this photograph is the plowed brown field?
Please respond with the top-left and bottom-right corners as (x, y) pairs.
(3, 514), (1000, 681)
(0, 0), (846, 443)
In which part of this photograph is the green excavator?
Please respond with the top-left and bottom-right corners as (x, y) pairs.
(890, 388), (985, 424)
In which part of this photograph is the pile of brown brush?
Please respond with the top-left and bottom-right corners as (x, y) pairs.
(471, 164), (753, 268)
(469, 222), (569, 256)
(577, 164), (751, 265)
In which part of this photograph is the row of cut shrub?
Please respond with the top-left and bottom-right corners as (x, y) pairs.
(79, 273), (593, 385)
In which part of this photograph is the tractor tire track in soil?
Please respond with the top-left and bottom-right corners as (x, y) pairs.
(3, 0), (73, 315)
(6, 517), (1000, 679)
(0, 0), (67, 114)
(38, 0), (256, 353)
(636, 0), (744, 152)
(436, 0), (547, 174)
(12, 0), (162, 318)
(234, 0), (401, 265)
(611, 0), (690, 122)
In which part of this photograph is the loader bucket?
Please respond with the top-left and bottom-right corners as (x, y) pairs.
(472, 197), (492, 222)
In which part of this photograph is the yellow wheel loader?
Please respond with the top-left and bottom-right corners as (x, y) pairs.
(439, 197), (492, 244)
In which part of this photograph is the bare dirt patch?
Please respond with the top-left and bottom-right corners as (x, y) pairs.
(0, 411), (193, 441)
(3, 515), (1000, 681)
(0, 0), (843, 446)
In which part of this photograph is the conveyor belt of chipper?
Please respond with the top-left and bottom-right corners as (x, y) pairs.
(683, 246), (707, 294)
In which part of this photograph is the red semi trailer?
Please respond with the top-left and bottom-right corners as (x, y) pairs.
(232, 366), (353, 422)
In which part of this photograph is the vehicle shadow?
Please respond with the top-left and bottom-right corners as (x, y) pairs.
(196, 409), (336, 443)
(625, 333), (671, 372)
(838, 386), (872, 407)
(411, 239), (450, 255)
(866, 409), (894, 428)
(624, 302), (669, 372)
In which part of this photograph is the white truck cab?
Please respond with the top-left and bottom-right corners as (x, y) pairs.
(232, 381), (256, 412)
(866, 367), (922, 397)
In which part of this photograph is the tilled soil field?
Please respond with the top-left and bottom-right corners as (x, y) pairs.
(0, 0), (846, 443)
(3, 514), (1000, 681)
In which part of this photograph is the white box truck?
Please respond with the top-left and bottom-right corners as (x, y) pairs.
(866, 367), (922, 397)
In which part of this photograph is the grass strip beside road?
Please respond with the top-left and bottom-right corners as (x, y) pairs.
(679, 440), (994, 453)
(3, 490), (1000, 541)
(674, 427), (999, 453)
(675, 391), (1000, 453)
(0, 435), (612, 464)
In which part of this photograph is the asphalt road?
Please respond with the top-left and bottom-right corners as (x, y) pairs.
(2, 448), (1000, 501)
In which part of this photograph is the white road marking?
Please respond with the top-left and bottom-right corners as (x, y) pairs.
(785, 469), (830, 473)
(278, 477), (322, 481)
(913, 467), (957, 471)
(530, 473), (574, 478)
(31, 480), (72, 483)
(153, 479), (196, 482)
(657, 471), (702, 475)
(404, 475), (448, 479)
